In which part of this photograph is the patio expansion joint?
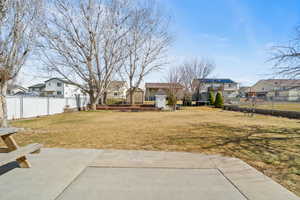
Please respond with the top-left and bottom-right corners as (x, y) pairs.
(216, 168), (250, 200)
(54, 166), (89, 200)
(88, 166), (218, 170)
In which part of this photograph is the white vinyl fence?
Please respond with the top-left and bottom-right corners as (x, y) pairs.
(7, 96), (89, 120)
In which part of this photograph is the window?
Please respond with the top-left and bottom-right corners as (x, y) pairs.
(57, 82), (62, 87)
(57, 91), (62, 95)
(48, 83), (51, 86)
(114, 92), (118, 96)
(228, 84), (232, 88)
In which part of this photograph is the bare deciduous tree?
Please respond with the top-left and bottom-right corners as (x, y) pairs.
(39, 0), (130, 110)
(270, 26), (300, 78)
(179, 58), (215, 102)
(165, 66), (182, 110)
(0, 0), (8, 23)
(0, 0), (42, 127)
(121, 0), (171, 104)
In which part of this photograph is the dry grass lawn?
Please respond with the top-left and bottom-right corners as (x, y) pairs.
(2, 107), (300, 196)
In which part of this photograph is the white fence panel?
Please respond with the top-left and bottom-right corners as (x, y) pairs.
(23, 97), (48, 118)
(81, 97), (89, 107)
(49, 98), (66, 115)
(6, 96), (89, 120)
(66, 98), (77, 108)
(7, 96), (21, 120)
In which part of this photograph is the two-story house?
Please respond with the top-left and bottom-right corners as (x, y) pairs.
(7, 84), (28, 96)
(44, 78), (83, 98)
(105, 81), (128, 100)
(28, 83), (46, 95)
(192, 78), (239, 100)
(249, 79), (300, 101)
(28, 78), (84, 97)
(145, 83), (184, 101)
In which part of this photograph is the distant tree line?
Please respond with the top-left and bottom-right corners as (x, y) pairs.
(166, 58), (215, 109)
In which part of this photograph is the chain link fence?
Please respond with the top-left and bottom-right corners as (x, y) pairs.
(224, 95), (300, 112)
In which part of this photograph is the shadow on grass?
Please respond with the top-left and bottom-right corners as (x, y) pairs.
(167, 123), (300, 195)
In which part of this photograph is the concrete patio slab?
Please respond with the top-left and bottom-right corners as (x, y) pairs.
(57, 168), (247, 200)
(0, 148), (102, 200)
(0, 148), (299, 200)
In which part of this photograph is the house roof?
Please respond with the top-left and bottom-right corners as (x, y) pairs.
(251, 79), (300, 92)
(197, 78), (236, 84)
(45, 78), (70, 84)
(7, 84), (27, 91)
(253, 79), (300, 86)
(109, 81), (127, 88)
(145, 83), (184, 89)
(239, 86), (251, 92)
(126, 87), (144, 94)
(28, 83), (45, 88)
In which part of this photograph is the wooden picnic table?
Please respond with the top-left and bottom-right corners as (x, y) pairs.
(0, 128), (42, 168)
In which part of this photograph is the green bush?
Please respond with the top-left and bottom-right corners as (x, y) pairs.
(208, 91), (215, 105)
(214, 92), (224, 108)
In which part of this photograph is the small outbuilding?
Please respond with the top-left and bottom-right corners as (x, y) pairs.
(126, 88), (144, 105)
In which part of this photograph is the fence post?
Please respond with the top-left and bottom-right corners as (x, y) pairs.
(65, 97), (68, 107)
(20, 96), (23, 119)
(47, 97), (50, 115)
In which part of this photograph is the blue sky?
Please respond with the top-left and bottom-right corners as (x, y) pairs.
(147, 0), (300, 86)
(21, 0), (300, 87)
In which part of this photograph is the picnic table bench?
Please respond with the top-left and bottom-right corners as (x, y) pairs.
(0, 128), (42, 168)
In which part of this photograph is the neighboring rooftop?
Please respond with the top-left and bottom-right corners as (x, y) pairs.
(45, 78), (70, 84)
(108, 81), (127, 89)
(28, 83), (45, 88)
(197, 78), (237, 84)
(251, 79), (300, 92)
(7, 84), (27, 91)
(239, 86), (251, 92)
(253, 79), (300, 86)
(145, 83), (184, 89)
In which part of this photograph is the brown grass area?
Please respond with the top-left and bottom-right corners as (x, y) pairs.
(3, 107), (300, 196)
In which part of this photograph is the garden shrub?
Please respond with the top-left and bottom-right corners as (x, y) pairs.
(214, 92), (224, 108)
(208, 91), (215, 105)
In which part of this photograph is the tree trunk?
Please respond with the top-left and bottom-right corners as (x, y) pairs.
(197, 87), (200, 101)
(0, 81), (8, 127)
(103, 92), (107, 105)
(89, 92), (98, 111)
(173, 103), (176, 111)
